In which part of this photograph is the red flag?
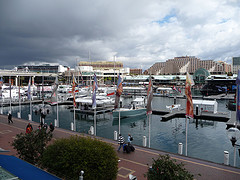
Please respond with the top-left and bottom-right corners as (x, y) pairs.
(107, 92), (115, 96)
(185, 72), (194, 118)
(147, 76), (153, 115)
(114, 75), (123, 109)
(72, 75), (77, 107)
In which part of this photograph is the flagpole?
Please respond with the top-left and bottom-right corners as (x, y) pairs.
(118, 111), (121, 134)
(0, 77), (3, 114)
(148, 114), (151, 148)
(9, 76), (12, 114)
(18, 76), (21, 118)
(94, 108), (96, 136)
(185, 116), (188, 156)
(30, 77), (32, 121)
(57, 90), (59, 127)
(74, 105), (76, 131)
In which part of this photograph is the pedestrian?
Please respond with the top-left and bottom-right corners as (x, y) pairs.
(26, 123), (33, 134)
(43, 123), (48, 130)
(128, 133), (133, 144)
(8, 113), (13, 123)
(40, 121), (43, 128)
(117, 134), (125, 152)
(49, 122), (54, 132)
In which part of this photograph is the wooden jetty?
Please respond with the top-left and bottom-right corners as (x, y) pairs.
(226, 111), (240, 129)
(153, 109), (230, 121)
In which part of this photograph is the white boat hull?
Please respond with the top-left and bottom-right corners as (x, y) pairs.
(113, 108), (146, 118)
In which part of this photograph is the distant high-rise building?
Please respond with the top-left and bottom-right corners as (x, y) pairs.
(232, 57), (240, 74)
(147, 56), (231, 75)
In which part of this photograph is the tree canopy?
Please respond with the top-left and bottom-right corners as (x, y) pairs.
(40, 135), (118, 180)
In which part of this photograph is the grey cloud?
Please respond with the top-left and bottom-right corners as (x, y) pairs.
(0, 0), (240, 71)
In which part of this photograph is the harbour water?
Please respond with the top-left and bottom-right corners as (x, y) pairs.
(2, 96), (240, 167)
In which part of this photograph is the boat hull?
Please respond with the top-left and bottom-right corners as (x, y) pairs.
(112, 108), (146, 118)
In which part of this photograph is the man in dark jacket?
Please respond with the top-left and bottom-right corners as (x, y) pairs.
(8, 113), (13, 123)
(49, 123), (54, 132)
(117, 134), (125, 152)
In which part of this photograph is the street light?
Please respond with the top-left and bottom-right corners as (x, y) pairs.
(227, 127), (240, 167)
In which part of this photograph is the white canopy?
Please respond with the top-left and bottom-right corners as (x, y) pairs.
(192, 99), (218, 114)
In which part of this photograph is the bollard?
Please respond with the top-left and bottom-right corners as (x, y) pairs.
(196, 105), (199, 116)
(90, 126), (94, 135)
(129, 174), (137, 180)
(143, 136), (147, 147)
(28, 114), (32, 121)
(17, 112), (21, 119)
(174, 97), (176, 104)
(42, 118), (45, 124)
(54, 119), (57, 127)
(79, 170), (84, 180)
(0, 108), (3, 114)
(114, 131), (118, 141)
(71, 122), (74, 131)
(178, 143), (183, 155)
(224, 151), (229, 165)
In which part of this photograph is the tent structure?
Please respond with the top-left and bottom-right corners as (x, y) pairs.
(192, 99), (218, 114)
(0, 155), (60, 180)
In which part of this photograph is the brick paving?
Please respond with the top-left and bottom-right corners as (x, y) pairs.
(1, 114), (240, 180)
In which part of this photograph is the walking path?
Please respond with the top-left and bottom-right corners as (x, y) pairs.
(1, 115), (240, 180)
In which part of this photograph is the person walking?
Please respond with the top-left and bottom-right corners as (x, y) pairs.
(117, 134), (125, 152)
(43, 123), (48, 130)
(127, 133), (133, 144)
(8, 113), (13, 123)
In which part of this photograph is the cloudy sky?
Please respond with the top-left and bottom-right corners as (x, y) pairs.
(0, 0), (240, 70)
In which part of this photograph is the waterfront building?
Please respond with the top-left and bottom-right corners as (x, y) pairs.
(123, 75), (186, 86)
(146, 56), (231, 75)
(65, 61), (130, 86)
(0, 69), (56, 86)
(130, 69), (142, 75)
(193, 68), (210, 84)
(17, 64), (68, 74)
(78, 61), (123, 70)
(232, 57), (240, 74)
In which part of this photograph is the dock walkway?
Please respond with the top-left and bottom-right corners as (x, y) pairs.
(153, 109), (230, 121)
(1, 115), (240, 179)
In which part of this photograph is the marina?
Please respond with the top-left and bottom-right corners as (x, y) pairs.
(1, 94), (240, 168)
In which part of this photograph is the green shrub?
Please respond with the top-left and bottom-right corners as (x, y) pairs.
(144, 154), (198, 180)
(11, 129), (52, 165)
(40, 135), (118, 180)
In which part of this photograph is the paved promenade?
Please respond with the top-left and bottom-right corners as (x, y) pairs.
(1, 114), (240, 179)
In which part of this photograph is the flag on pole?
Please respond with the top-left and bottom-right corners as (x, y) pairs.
(51, 76), (59, 102)
(72, 75), (77, 107)
(0, 77), (3, 98)
(92, 74), (98, 109)
(146, 76), (153, 115)
(27, 77), (31, 100)
(185, 72), (194, 118)
(178, 87), (182, 93)
(172, 85), (177, 91)
(114, 74), (123, 109)
(236, 69), (240, 123)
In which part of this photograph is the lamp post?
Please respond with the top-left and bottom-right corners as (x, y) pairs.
(227, 127), (240, 167)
